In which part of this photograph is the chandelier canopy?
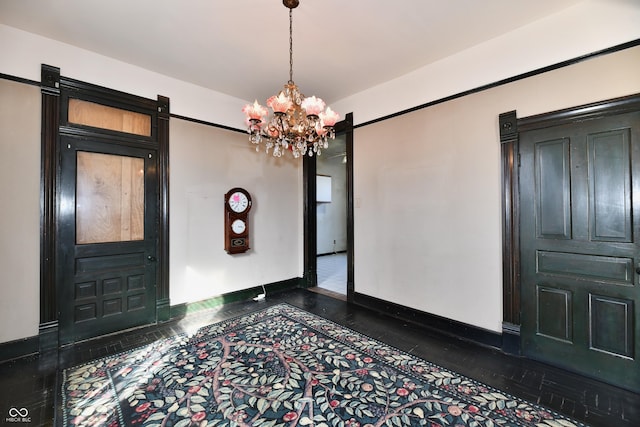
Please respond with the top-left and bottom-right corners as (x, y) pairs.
(242, 0), (339, 158)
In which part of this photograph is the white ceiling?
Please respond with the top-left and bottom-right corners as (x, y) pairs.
(0, 0), (587, 106)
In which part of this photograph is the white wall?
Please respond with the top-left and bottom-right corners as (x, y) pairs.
(0, 79), (41, 342)
(354, 46), (640, 333)
(169, 119), (302, 305)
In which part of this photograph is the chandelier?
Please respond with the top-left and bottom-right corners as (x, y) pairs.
(242, 0), (339, 158)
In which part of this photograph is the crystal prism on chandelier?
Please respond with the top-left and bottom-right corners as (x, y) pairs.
(242, 0), (339, 158)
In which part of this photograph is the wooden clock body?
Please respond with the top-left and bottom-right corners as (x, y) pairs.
(224, 188), (252, 254)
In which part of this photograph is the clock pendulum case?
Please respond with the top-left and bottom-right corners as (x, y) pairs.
(224, 187), (252, 254)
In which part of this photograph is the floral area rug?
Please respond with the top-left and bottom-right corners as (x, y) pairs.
(62, 303), (587, 427)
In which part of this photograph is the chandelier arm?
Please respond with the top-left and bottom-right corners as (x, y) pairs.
(278, 114), (286, 140)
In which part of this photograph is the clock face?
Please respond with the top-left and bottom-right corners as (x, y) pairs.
(228, 191), (249, 213)
(231, 219), (246, 234)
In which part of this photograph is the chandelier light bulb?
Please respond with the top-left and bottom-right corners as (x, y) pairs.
(242, 100), (267, 121)
(267, 93), (292, 114)
(301, 96), (325, 117)
(320, 107), (339, 127)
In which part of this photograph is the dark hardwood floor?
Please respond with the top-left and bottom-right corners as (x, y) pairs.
(0, 288), (638, 426)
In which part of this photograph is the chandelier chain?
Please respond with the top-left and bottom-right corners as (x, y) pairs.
(289, 8), (294, 84)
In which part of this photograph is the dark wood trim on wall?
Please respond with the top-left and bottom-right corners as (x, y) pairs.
(343, 113), (355, 302)
(303, 153), (317, 288)
(0, 336), (39, 363)
(518, 93), (640, 131)
(0, 72), (40, 87)
(498, 110), (521, 355)
(157, 95), (171, 322)
(169, 113), (245, 134)
(40, 64), (60, 352)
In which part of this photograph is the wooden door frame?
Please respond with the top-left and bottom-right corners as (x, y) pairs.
(303, 112), (355, 301)
(39, 64), (170, 352)
(499, 92), (640, 356)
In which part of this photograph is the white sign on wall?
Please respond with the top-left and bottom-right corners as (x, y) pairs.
(317, 175), (332, 203)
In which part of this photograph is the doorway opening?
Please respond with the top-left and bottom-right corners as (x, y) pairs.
(304, 112), (353, 302)
(316, 134), (347, 297)
(308, 134), (348, 299)
(315, 133), (348, 297)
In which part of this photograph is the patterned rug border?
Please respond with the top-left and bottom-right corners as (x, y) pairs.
(61, 302), (589, 427)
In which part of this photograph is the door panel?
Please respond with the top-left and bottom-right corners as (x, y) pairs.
(590, 294), (634, 358)
(536, 286), (572, 342)
(58, 137), (158, 344)
(534, 138), (571, 239)
(76, 151), (145, 244)
(520, 112), (640, 392)
(68, 98), (152, 137)
(588, 129), (632, 242)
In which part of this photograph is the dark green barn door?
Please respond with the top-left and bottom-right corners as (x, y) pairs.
(520, 111), (640, 392)
(58, 137), (158, 344)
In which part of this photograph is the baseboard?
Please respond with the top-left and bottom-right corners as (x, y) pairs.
(157, 298), (171, 322)
(170, 277), (303, 319)
(353, 292), (503, 349)
(0, 321), (60, 364)
(501, 322), (521, 355)
(0, 335), (39, 363)
(38, 320), (59, 353)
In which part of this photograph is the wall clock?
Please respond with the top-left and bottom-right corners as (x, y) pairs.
(224, 187), (252, 254)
